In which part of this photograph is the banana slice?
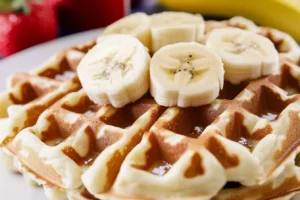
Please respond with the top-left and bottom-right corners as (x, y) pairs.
(78, 34), (150, 108)
(228, 16), (258, 32)
(150, 11), (205, 53)
(202, 17), (258, 45)
(259, 27), (300, 63)
(99, 13), (151, 50)
(206, 28), (279, 84)
(150, 42), (224, 107)
(205, 17), (258, 34)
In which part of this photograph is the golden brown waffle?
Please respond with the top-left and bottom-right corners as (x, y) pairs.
(2, 23), (300, 200)
(5, 59), (300, 200)
(78, 59), (300, 200)
(9, 89), (165, 199)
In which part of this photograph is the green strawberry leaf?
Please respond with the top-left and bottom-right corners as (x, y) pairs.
(0, 0), (37, 14)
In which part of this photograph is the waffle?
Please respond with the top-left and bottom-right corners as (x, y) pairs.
(1, 25), (300, 200)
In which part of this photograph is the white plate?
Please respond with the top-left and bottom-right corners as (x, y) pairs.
(0, 29), (100, 200)
(0, 28), (300, 200)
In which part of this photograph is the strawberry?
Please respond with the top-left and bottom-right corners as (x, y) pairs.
(0, 0), (57, 57)
(46, 0), (63, 10)
(53, 0), (125, 32)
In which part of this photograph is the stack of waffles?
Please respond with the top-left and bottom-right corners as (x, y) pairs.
(1, 13), (300, 200)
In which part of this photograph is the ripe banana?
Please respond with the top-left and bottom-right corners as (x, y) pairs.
(150, 11), (205, 52)
(150, 42), (224, 107)
(159, 0), (300, 42)
(206, 28), (279, 84)
(78, 34), (151, 108)
(99, 12), (151, 50)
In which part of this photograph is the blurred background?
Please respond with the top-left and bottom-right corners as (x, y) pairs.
(0, 0), (299, 59)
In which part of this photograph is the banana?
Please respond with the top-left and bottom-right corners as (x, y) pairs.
(159, 0), (300, 42)
(150, 42), (224, 107)
(206, 28), (279, 84)
(99, 13), (151, 50)
(228, 16), (259, 32)
(206, 16), (258, 34)
(259, 27), (300, 63)
(78, 34), (151, 108)
(202, 16), (258, 45)
(150, 11), (205, 53)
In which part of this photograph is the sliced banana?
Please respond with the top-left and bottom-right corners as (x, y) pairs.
(228, 16), (259, 32)
(202, 17), (258, 45)
(150, 11), (205, 53)
(78, 34), (150, 108)
(206, 28), (279, 84)
(99, 13), (151, 50)
(259, 27), (300, 63)
(150, 42), (224, 107)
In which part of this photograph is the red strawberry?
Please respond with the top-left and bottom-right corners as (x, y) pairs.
(0, 1), (57, 57)
(46, 0), (64, 10)
(53, 0), (126, 32)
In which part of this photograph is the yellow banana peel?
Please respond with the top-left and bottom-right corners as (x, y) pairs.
(159, 0), (300, 42)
